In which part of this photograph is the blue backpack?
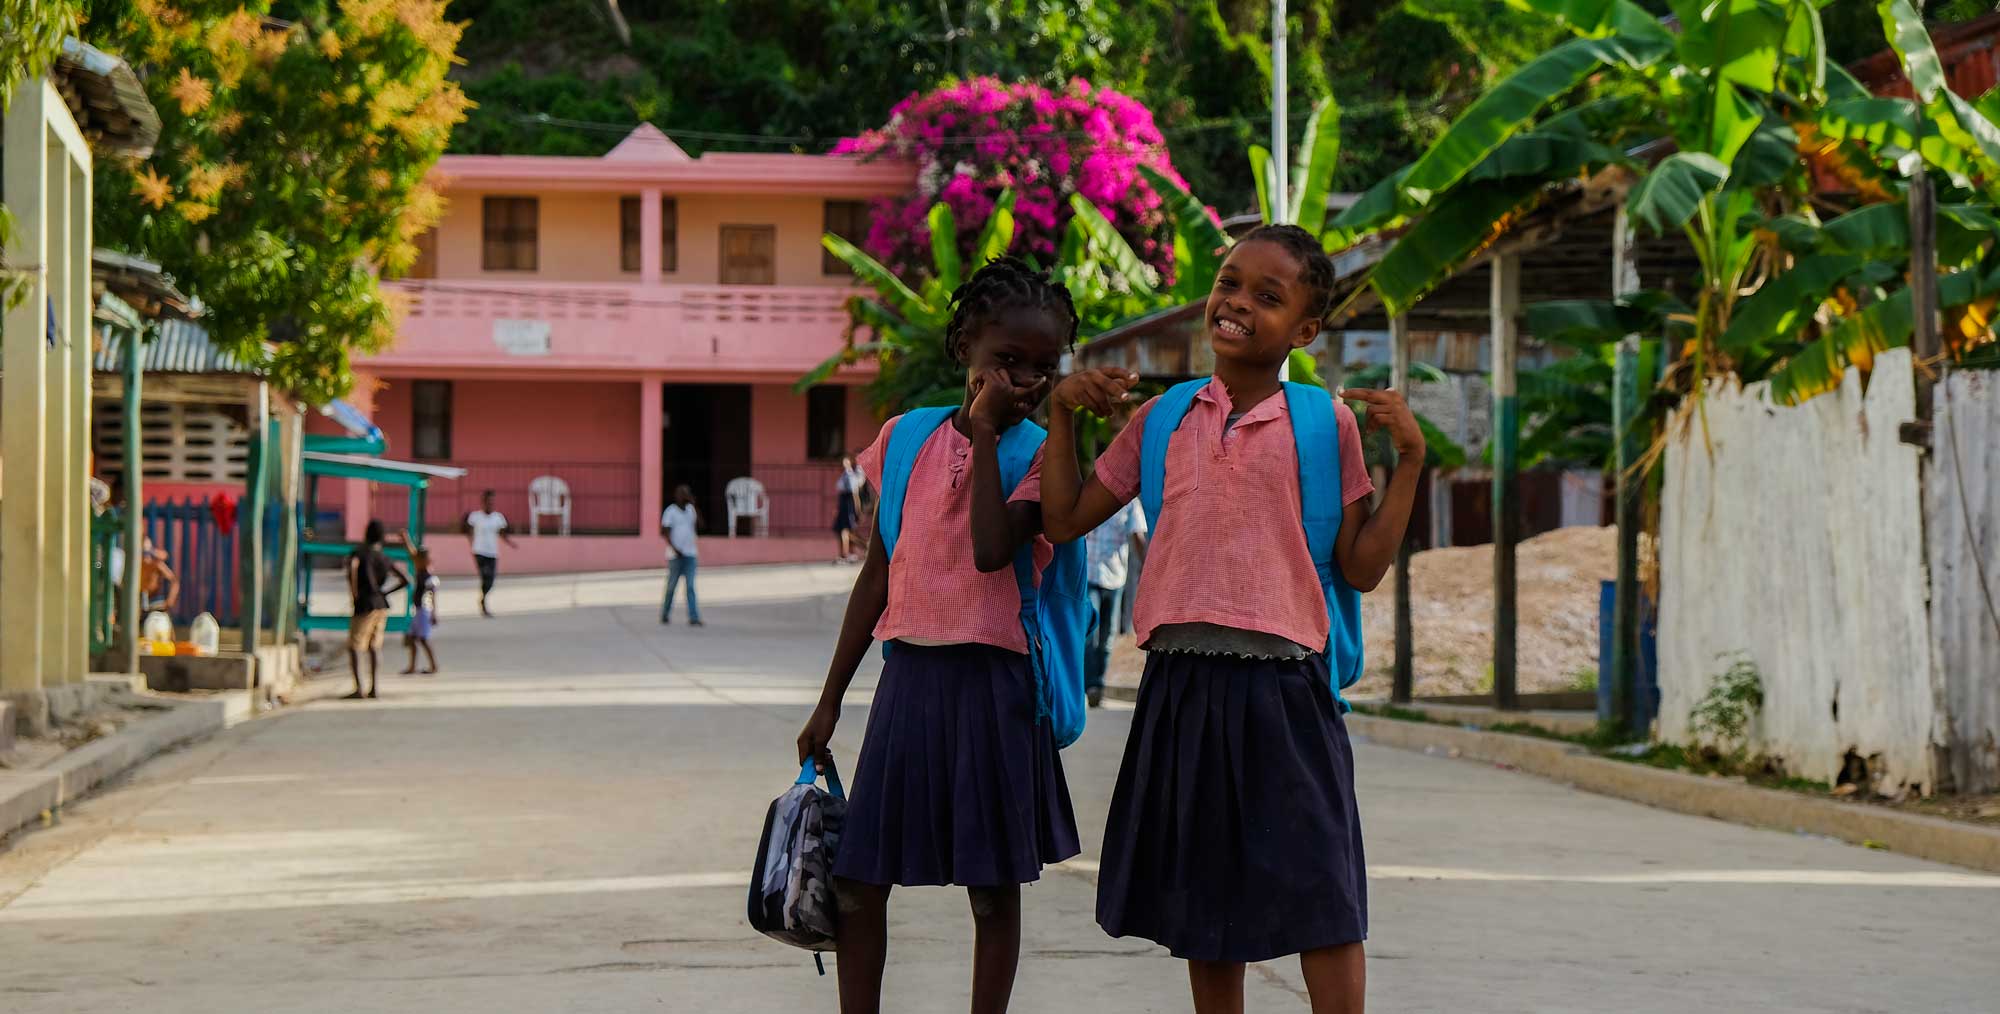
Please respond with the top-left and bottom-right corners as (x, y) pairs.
(1137, 380), (1365, 710)
(875, 408), (1094, 747)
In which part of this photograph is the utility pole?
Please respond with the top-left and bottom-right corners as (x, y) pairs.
(1271, 0), (1288, 224)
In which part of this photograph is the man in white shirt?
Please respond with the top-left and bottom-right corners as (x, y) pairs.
(661, 484), (702, 626)
(462, 490), (517, 618)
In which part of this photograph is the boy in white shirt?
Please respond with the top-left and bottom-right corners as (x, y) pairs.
(463, 490), (517, 618)
(661, 484), (702, 626)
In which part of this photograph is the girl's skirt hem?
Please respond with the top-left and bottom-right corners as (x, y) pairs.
(833, 642), (1081, 888)
(1094, 651), (1368, 963)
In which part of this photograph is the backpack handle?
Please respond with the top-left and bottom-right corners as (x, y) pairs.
(796, 758), (845, 799)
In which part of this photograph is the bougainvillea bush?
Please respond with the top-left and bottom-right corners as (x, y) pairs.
(835, 77), (1192, 286)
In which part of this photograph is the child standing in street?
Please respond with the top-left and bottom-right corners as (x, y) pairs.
(796, 257), (1088, 1014)
(401, 537), (441, 675)
(1041, 225), (1426, 1014)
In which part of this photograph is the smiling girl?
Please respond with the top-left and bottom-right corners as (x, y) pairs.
(1040, 225), (1427, 1014)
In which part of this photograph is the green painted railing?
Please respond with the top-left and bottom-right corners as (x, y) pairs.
(89, 508), (121, 655)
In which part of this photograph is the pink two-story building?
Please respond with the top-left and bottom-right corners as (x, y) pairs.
(323, 125), (913, 574)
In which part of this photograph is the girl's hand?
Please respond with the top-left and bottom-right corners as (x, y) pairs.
(1342, 387), (1427, 461)
(1054, 367), (1139, 416)
(966, 368), (1021, 431)
(797, 704), (839, 768)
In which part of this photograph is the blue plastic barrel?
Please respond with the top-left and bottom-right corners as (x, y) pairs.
(1597, 580), (1660, 731)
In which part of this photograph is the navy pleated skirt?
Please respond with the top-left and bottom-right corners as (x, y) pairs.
(833, 642), (1081, 887)
(1096, 651), (1368, 962)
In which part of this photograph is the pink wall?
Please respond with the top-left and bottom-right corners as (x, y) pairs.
(431, 190), (857, 288)
(750, 382), (886, 465)
(370, 377), (640, 464)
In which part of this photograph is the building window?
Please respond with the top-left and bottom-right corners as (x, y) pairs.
(620, 196), (679, 273)
(806, 385), (846, 461)
(823, 200), (869, 274)
(407, 229), (438, 279)
(720, 224), (776, 285)
(412, 380), (453, 459)
(481, 196), (538, 271)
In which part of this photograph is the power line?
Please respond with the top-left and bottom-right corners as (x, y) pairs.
(494, 88), (1477, 157)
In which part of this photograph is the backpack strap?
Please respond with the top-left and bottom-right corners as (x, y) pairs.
(1284, 381), (1366, 706)
(1137, 379), (1211, 534)
(996, 419), (1093, 748)
(875, 407), (956, 563)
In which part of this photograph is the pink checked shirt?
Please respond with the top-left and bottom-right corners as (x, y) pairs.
(1094, 378), (1375, 651)
(860, 415), (1053, 653)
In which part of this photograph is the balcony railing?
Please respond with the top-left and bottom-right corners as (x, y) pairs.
(375, 279), (860, 374)
(356, 459), (862, 541)
(370, 461), (643, 536)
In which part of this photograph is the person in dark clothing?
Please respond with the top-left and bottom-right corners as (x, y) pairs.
(346, 519), (410, 699)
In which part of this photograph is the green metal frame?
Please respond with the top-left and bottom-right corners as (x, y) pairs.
(297, 458), (442, 636)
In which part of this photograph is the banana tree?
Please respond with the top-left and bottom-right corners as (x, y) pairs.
(1325, 0), (2000, 417)
(796, 191), (1019, 413)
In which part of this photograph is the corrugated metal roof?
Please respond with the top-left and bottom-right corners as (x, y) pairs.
(94, 319), (257, 376)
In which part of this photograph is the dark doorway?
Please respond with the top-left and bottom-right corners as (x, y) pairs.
(661, 384), (751, 535)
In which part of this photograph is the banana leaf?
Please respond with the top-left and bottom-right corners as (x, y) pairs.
(1367, 178), (1546, 317)
(1322, 166), (1414, 252)
(1287, 349), (1327, 389)
(1758, 213), (1823, 254)
(1138, 164), (1228, 301)
(1717, 253), (1866, 356)
(1818, 203), (1908, 259)
(1673, 0), (1788, 92)
(1525, 298), (1666, 348)
(1249, 145), (1275, 225)
(972, 189), (1017, 269)
(1785, 0), (1827, 95)
(1466, 132), (1628, 182)
(927, 203), (961, 291)
(1768, 264), (2000, 404)
(1731, 118), (1800, 190)
(1401, 35), (1660, 205)
(1818, 96), (1978, 184)
(1626, 152), (1730, 233)
(1880, 0), (2000, 176)
(1343, 361), (1454, 387)
(1290, 98), (1343, 235)
(1066, 194), (1157, 295)
(822, 232), (940, 325)
(1499, 0), (1675, 49)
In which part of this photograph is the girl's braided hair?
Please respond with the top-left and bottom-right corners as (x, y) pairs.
(1237, 223), (1338, 323)
(944, 256), (1080, 364)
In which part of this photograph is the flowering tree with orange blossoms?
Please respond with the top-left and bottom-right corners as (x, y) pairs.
(89, 0), (468, 404)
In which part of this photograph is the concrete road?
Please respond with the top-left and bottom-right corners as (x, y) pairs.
(0, 566), (1994, 1013)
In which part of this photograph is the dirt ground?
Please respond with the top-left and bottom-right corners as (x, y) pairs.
(1107, 525), (1616, 699)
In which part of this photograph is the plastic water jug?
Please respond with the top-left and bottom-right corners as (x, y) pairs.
(142, 610), (174, 647)
(190, 612), (220, 657)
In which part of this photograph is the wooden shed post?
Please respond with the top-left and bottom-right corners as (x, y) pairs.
(1490, 254), (1521, 710)
(1611, 203), (1643, 733)
(1390, 312), (1414, 704)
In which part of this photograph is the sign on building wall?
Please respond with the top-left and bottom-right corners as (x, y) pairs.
(493, 319), (552, 356)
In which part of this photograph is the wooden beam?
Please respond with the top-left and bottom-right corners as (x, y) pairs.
(1390, 312), (1414, 704)
(1490, 254), (1521, 711)
(1611, 202), (1643, 734)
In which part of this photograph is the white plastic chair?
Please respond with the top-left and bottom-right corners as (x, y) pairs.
(725, 476), (769, 538)
(527, 475), (572, 536)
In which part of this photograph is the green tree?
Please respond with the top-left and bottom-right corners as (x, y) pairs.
(85, 0), (468, 405)
(442, 1), (1571, 217)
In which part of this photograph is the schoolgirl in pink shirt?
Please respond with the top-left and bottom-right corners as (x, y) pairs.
(798, 258), (1082, 1014)
(1042, 225), (1427, 1014)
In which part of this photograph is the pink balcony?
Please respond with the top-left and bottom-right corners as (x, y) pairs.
(373, 279), (862, 378)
